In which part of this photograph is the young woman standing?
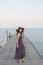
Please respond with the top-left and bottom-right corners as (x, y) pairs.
(14, 27), (26, 63)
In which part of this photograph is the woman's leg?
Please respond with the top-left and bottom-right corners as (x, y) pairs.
(19, 59), (22, 63)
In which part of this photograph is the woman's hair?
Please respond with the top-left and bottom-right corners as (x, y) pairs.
(16, 27), (24, 35)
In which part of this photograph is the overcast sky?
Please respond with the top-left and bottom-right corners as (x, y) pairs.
(0, 0), (43, 28)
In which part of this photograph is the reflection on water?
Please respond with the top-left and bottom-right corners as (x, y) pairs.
(0, 28), (43, 58)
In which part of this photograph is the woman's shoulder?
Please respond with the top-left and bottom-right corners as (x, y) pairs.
(16, 33), (20, 39)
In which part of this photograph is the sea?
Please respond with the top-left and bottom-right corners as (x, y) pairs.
(0, 28), (43, 58)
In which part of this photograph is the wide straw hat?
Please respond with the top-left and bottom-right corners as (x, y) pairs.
(16, 27), (24, 33)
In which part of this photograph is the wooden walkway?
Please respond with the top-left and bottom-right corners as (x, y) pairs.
(0, 35), (43, 65)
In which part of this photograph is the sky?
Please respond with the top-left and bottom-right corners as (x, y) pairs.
(0, 0), (43, 28)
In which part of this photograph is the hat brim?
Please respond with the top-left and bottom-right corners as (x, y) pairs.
(16, 27), (24, 32)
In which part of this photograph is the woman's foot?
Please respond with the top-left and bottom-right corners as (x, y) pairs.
(22, 59), (24, 62)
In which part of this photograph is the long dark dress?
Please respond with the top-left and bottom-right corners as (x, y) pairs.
(14, 34), (26, 59)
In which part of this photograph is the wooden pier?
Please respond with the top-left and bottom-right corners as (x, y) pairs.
(0, 35), (43, 65)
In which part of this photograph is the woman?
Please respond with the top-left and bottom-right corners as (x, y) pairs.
(14, 27), (26, 63)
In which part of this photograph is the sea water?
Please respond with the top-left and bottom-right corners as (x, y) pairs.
(25, 28), (43, 58)
(0, 28), (43, 58)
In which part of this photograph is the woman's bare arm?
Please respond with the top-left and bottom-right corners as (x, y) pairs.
(16, 33), (20, 48)
(22, 32), (24, 38)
